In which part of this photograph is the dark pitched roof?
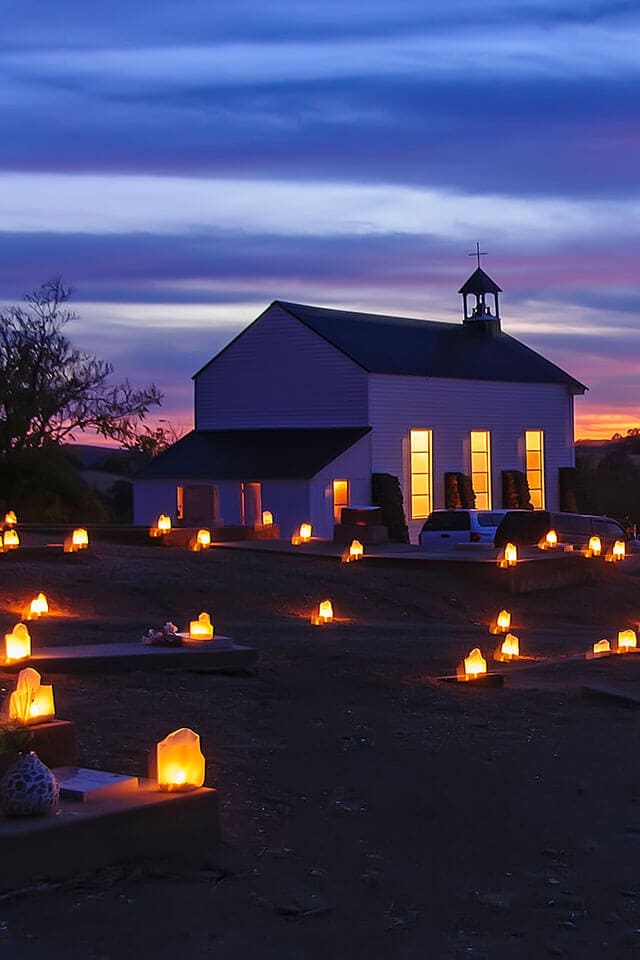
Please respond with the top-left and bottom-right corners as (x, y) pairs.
(137, 427), (371, 481)
(274, 301), (586, 392)
(458, 267), (502, 295)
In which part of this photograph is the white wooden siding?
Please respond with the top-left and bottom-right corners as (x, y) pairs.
(308, 433), (372, 539)
(195, 304), (369, 429)
(369, 375), (575, 542)
(133, 480), (179, 526)
(260, 481), (310, 538)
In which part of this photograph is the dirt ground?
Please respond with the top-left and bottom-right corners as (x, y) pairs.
(2, 539), (640, 959)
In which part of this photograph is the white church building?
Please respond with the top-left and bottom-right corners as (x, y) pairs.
(133, 267), (586, 542)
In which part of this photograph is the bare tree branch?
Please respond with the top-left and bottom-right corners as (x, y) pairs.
(0, 279), (162, 457)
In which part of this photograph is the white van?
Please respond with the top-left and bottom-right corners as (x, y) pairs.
(419, 509), (508, 548)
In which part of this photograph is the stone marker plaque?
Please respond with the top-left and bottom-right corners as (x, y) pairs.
(54, 767), (139, 802)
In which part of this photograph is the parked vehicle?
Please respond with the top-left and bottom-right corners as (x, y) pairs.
(419, 509), (509, 548)
(494, 510), (629, 551)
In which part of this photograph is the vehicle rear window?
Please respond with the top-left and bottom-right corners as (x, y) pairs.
(494, 511), (549, 546)
(555, 514), (590, 535)
(477, 512), (505, 527)
(422, 512), (470, 531)
(592, 518), (625, 540)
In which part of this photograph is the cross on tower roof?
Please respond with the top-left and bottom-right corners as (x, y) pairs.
(468, 242), (488, 270)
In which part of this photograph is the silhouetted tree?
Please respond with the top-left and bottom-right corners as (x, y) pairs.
(0, 279), (161, 458)
(574, 448), (640, 531)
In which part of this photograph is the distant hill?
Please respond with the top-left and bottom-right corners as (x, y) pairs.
(64, 443), (121, 469)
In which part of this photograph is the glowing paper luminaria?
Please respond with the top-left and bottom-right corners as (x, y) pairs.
(3, 529), (19, 550)
(262, 510), (273, 526)
(588, 535), (601, 557)
(157, 514), (171, 534)
(4, 510), (17, 526)
(618, 629), (637, 653)
(29, 685), (55, 721)
(308, 599), (336, 626)
(348, 540), (364, 562)
(156, 728), (205, 792)
(29, 593), (49, 618)
(543, 529), (558, 548)
(612, 540), (626, 561)
(196, 529), (211, 549)
(498, 542), (518, 569)
(498, 633), (520, 660)
(462, 648), (487, 678)
(73, 528), (89, 548)
(5, 623), (31, 662)
(504, 542), (518, 566)
(592, 639), (611, 656)
(299, 523), (312, 542)
(491, 609), (511, 634)
(318, 600), (334, 622)
(7, 668), (55, 723)
(189, 612), (214, 640)
(64, 527), (89, 552)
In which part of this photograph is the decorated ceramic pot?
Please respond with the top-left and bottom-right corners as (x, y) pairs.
(0, 751), (59, 817)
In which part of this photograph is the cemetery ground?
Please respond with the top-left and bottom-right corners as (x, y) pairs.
(1, 540), (640, 958)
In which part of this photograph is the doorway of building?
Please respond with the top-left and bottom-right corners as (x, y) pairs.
(333, 479), (350, 523)
(240, 482), (262, 526)
(178, 485), (221, 526)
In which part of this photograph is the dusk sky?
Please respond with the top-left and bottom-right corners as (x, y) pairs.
(2, 1), (639, 439)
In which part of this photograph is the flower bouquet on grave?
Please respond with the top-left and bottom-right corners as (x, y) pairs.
(140, 622), (182, 647)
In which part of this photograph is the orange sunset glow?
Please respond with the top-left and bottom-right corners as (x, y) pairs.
(575, 409), (640, 442)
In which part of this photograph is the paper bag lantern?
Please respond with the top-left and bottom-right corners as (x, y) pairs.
(189, 612), (214, 640)
(592, 639), (611, 656)
(618, 629), (637, 653)
(461, 647), (487, 678)
(5, 623), (31, 662)
(299, 523), (312, 542)
(311, 600), (335, 625)
(588, 535), (601, 557)
(156, 728), (205, 791)
(72, 528), (89, 549)
(64, 527), (89, 552)
(3, 529), (19, 550)
(612, 540), (625, 561)
(29, 593), (49, 618)
(157, 514), (171, 534)
(8, 668), (55, 723)
(349, 540), (364, 561)
(499, 633), (520, 660)
(504, 542), (518, 566)
(490, 609), (511, 634)
(28, 685), (55, 721)
(262, 510), (273, 526)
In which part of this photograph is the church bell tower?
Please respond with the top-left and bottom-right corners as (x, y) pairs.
(458, 245), (502, 333)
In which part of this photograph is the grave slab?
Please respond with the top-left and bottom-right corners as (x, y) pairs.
(0, 780), (219, 892)
(56, 767), (139, 802)
(2, 639), (257, 674)
(439, 673), (504, 688)
(582, 683), (640, 707)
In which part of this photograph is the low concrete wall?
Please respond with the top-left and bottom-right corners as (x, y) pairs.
(466, 554), (605, 594)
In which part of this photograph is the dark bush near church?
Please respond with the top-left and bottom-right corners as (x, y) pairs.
(372, 473), (409, 543)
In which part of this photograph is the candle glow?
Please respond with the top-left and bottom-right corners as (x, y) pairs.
(5, 623), (31, 662)
(617, 629), (637, 653)
(189, 611), (214, 640)
(156, 727), (205, 792)
(462, 647), (487, 678)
